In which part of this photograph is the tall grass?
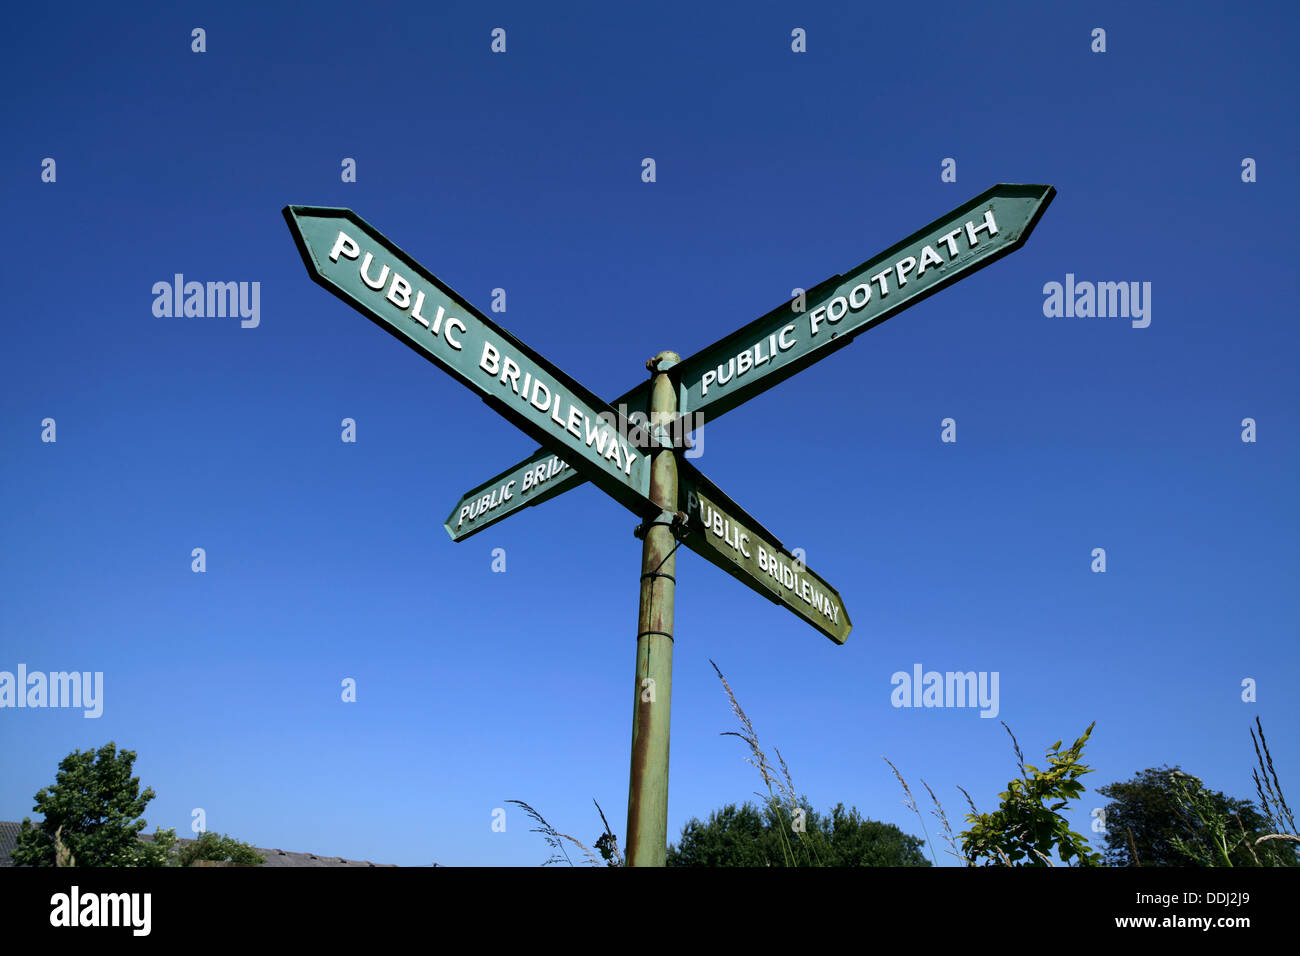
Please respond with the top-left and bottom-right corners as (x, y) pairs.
(506, 799), (615, 867)
(1249, 716), (1298, 865)
(882, 757), (963, 865)
(711, 659), (830, 866)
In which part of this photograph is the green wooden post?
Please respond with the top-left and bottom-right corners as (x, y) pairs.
(625, 350), (681, 867)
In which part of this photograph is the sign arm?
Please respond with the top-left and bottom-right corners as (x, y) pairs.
(676, 459), (852, 644)
(444, 183), (1056, 540)
(283, 204), (668, 525)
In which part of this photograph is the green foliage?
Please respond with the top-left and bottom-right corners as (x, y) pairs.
(668, 798), (931, 867)
(1166, 771), (1256, 867)
(594, 830), (619, 865)
(176, 831), (266, 867)
(961, 722), (1101, 867)
(1097, 765), (1290, 867)
(591, 799), (623, 867)
(12, 742), (176, 867)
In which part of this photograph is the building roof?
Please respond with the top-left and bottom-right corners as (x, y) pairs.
(0, 822), (20, 868)
(0, 821), (397, 867)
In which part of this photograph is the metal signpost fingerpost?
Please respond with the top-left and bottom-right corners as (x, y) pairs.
(284, 184), (1055, 866)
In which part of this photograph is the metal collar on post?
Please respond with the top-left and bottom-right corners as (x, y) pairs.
(632, 510), (691, 540)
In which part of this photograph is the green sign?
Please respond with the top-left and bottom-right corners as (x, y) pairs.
(671, 183), (1055, 423)
(676, 461), (851, 644)
(444, 441), (853, 642)
(443, 370), (657, 541)
(445, 446), (581, 540)
(446, 183), (1056, 536)
(283, 206), (662, 521)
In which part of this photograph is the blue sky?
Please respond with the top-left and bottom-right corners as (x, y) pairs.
(1, 1), (1296, 866)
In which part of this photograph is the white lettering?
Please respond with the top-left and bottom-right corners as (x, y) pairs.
(329, 231), (360, 262)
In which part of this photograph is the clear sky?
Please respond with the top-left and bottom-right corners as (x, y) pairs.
(1, 1), (1296, 867)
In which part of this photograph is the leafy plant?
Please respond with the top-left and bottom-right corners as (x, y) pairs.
(668, 798), (930, 867)
(591, 799), (623, 866)
(1098, 765), (1282, 867)
(12, 742), (175, 867)
(960, 721), (1101, 867)
(176, 831), (266, 867)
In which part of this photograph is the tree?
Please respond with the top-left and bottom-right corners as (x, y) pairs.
(11, 742), (176, 867)
(176, 831), (266, 867)
(668, 798), (931, 867)
(961, 722), (1102, 866)
(1098, 766), (1297, 867)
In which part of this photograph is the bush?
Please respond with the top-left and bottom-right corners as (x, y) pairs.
(176, 831), (265, 867)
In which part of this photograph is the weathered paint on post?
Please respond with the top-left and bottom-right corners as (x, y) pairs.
(625, 351), (680, 867)
(676, 460), (852, 644)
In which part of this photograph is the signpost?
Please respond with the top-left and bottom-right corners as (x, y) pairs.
(452, 183), (1057, 532)
(283, 182), (1055, 867)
